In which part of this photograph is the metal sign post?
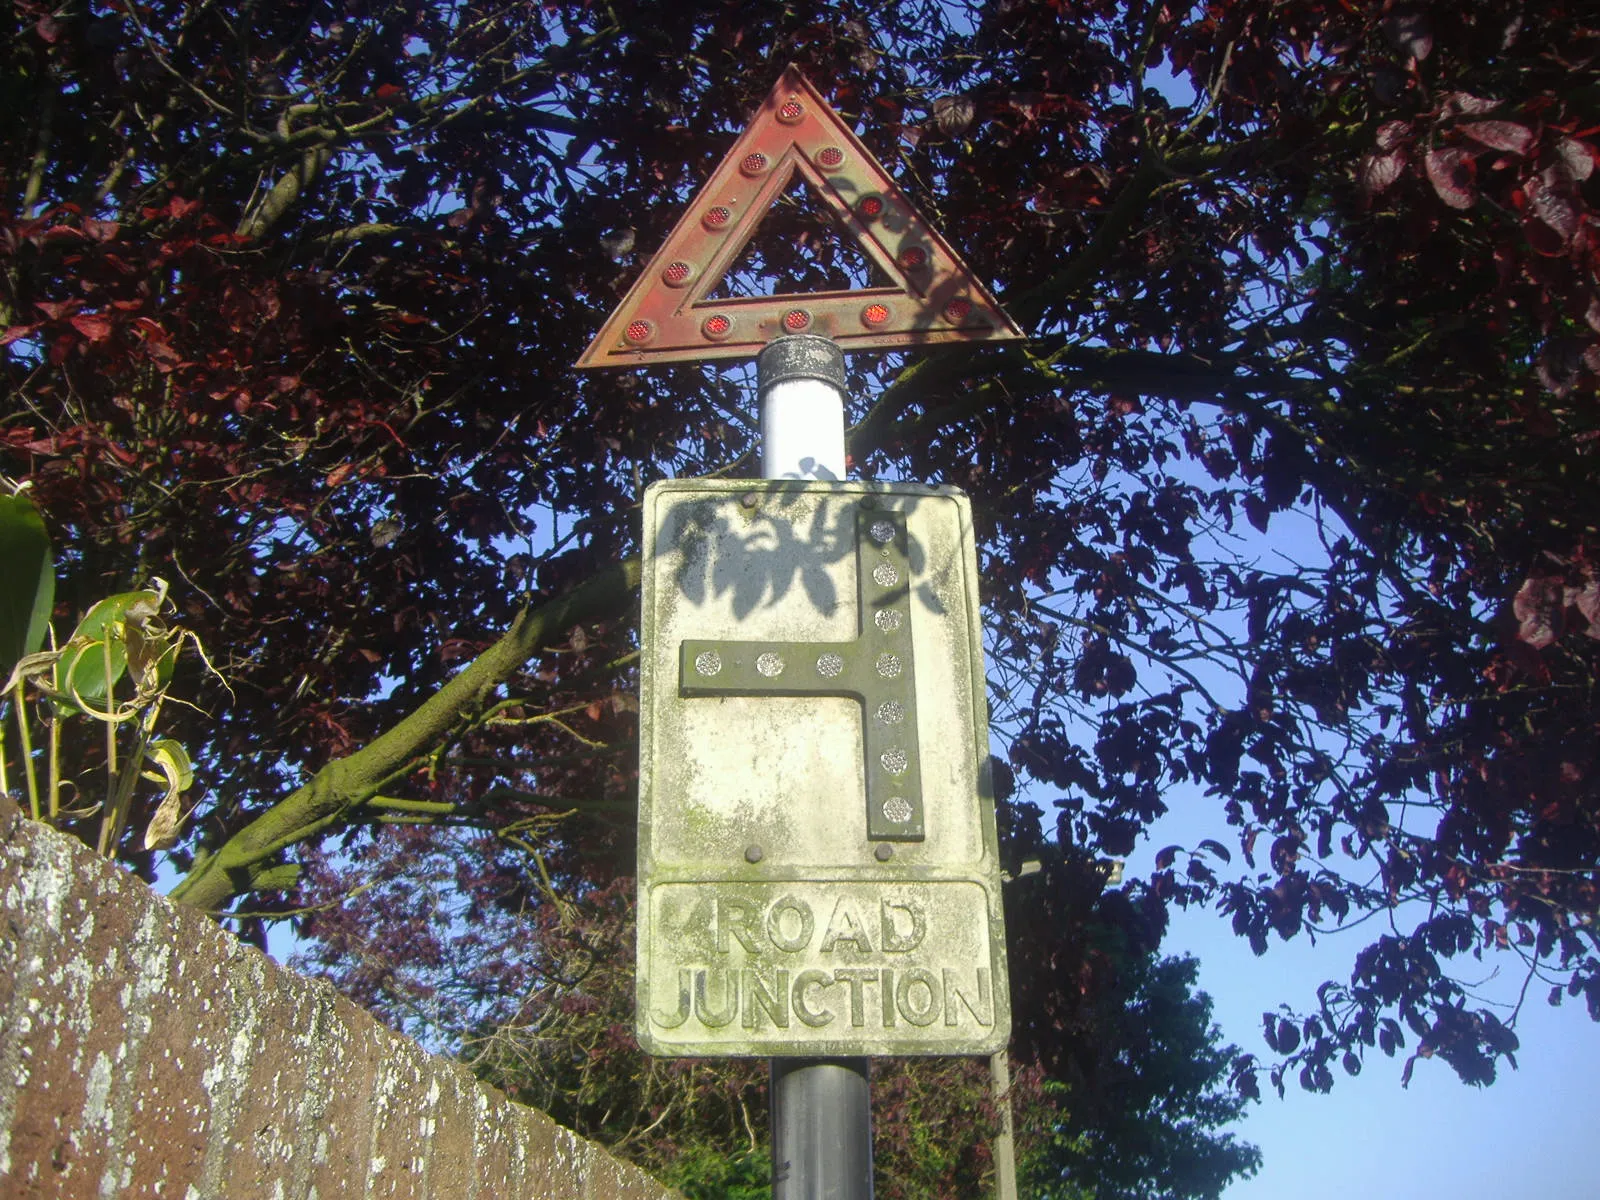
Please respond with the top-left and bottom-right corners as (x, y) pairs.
(757, 338), (872, 1199)
(578, 65), (1023, 1200)
(636, 342), (1013, 1199)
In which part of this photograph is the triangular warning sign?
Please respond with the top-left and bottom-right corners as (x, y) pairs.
(576, 66), (1024, 368)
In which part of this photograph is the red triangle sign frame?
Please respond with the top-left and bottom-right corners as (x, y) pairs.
(576, 66), (1024, 368)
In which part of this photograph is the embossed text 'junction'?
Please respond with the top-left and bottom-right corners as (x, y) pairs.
(649, 892), (995, 1032)
(652, 966), (995, 1032)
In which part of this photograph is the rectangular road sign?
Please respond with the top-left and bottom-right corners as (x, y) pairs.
(637, 479), (1010, 1056)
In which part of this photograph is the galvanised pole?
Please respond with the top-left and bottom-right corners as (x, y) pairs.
(757, 334), (873, 1200)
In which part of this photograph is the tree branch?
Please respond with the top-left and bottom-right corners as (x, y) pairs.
(297, 222), (418, 252)
(236, 144), (334, 242)
(169, 556), (642, 913)
(22, 85), (55, 218)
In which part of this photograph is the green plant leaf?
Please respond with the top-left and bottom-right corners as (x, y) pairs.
(54, 636), (129, 716)
(146, 738), (194, 793)
(153, 641), (181, 691)
(0, 492), (55, 685)
(125, 617), (180, 693)
(141, 738), (195, 851)
(52, 590), (162, 714)
(68, 589), (164, 644)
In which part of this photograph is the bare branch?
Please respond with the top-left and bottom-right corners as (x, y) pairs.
(236, 145), (334, 241)
(170, 556), (642, 913)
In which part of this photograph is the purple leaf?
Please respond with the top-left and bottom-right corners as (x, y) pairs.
(1459, 120), (1534, 156)
(1359, 150), (1407, 198)
(1571, 574), (1600, 639)
(1527, 171), (1580, 239)
(933, 94), (976, 137)
(1383, 11), (1433, 60)
(1424, 147), (1477, 209)
(1278, 1019), (1300, 1053)
(1443, 91), (1501, 117)
(69, 313), (113, 342)
(1375, 120), (1412, 152)
(1513, 575), (1563, 648)
(1557, 137), (1596, 181)
(1523, 215), (1568, 258)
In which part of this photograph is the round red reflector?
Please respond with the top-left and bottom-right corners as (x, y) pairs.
(782, 309), (811, 332)
(898, 246), (929, 269)
(702, 314), (732, 339)
(624, 320), (654, 344)
(943, 298), (972, 323)
(662, 261), (692, 286)
(778, 98), (805, 123)
(703, 206), (732, 229)
(858, 196), (884, 220)
(741, 153), (769, 176)
(815, 146), (845, 169)
(861, 303), (890, 327)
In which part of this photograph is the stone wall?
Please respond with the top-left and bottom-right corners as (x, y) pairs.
(0, 796), (678, 1199)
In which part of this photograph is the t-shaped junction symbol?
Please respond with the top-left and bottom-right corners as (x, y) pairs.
(679, 507), (926, 841)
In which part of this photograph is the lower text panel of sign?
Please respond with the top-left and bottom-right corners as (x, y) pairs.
(638, 879), (1008, 1057)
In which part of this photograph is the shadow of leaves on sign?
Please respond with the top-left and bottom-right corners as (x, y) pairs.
(669, 487), (940, 623)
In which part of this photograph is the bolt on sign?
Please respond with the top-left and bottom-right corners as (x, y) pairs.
(637, 479), (1011, 1057)
(575, 65), (1023, 368)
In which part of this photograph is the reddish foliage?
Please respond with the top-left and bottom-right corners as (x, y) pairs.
(2, 0), (1598, 1149)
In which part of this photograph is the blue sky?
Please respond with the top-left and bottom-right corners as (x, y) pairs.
(1095, 661), (1600, 1199)
(1102, 480), (1600, 1200)
(1143, 890), (1600, 1200)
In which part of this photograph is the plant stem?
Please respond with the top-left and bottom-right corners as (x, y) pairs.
(12, 683), (40, 821)
(0, 697), (11, 801)
(171, 555), (641, 912)
(47, 706), (61, 819)
(102, 637), (118, 839)
(362, 795), (457, 814)
(98, 728), (147, 856)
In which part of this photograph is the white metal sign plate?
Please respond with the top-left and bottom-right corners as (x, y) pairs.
(636, 480), (1010, 1056)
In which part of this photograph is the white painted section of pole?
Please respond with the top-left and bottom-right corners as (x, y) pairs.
(757, 336), (872, 1200)
(760, 377), (847, 480)
(758, 333), (849, 481)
